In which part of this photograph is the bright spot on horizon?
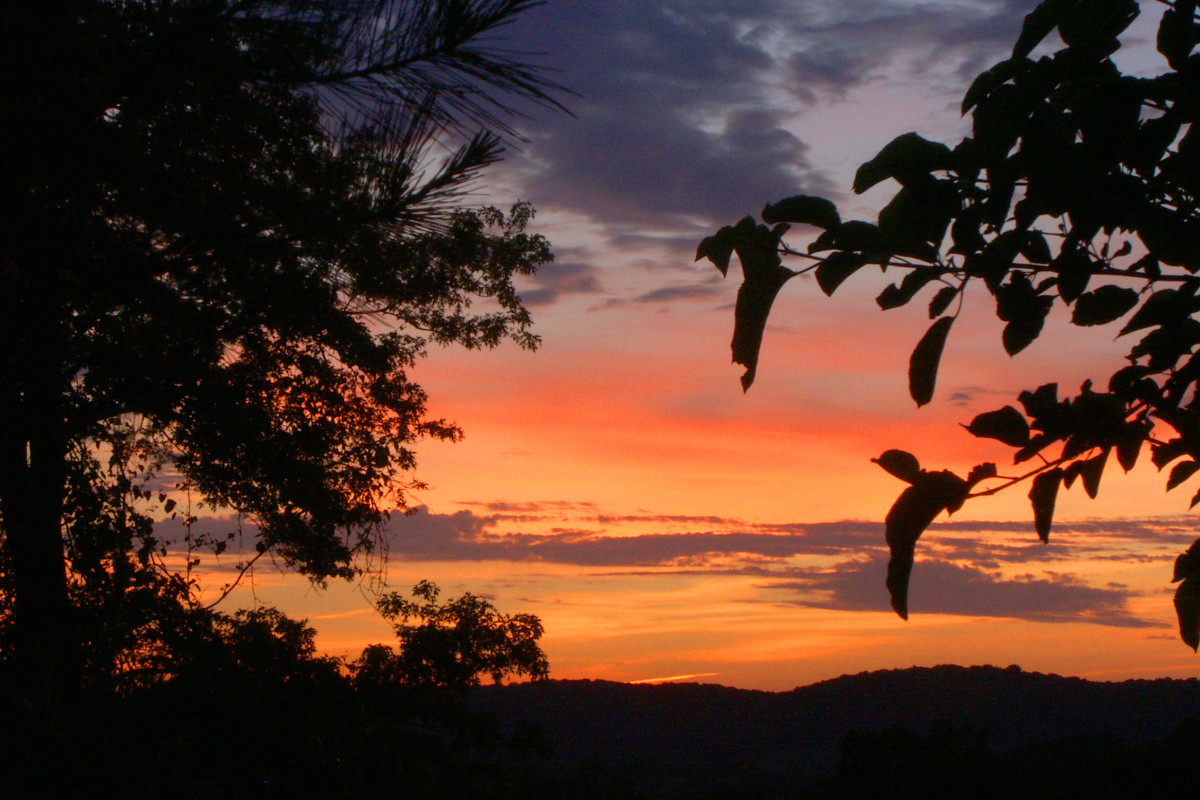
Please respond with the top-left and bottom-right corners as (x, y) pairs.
(630, 673), (722, 685)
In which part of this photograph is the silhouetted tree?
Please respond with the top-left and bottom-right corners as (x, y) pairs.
(0, 0), (561, 723)
(699, 0), (1200, 646)
(353, 580), (549, 691)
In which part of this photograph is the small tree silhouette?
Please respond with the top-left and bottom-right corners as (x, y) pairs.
(353, 581), (549, 692)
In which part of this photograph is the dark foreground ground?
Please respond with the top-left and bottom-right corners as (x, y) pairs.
(6, 664), (1200, 799)
(467, 664), (1200, 799)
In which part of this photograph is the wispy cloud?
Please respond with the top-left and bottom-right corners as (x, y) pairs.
(519, 261), (603, 307)
(458, 500), (599, 513)
(633, 282), (727, 304)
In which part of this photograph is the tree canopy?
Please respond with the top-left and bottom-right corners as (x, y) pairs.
(353, 580), (549, 692)
(0, 0), (561, 717)
(699, 0), (1200, 647)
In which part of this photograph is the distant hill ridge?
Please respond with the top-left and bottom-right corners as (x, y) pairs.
(469, 664), (1200, 798)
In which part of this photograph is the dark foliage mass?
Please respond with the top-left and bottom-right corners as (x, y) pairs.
(1, 0), (560, 724)
(700, 0), (1200, 643)
(1, 671), (545, 798)
(0, 582), (549, 799)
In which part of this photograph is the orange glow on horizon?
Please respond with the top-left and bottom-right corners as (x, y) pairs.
(629, 672), (721, 684)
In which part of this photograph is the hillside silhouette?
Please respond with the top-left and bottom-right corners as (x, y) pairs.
(469, 664), (1200, 798)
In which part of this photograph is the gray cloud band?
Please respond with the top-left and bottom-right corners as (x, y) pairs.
(157, 500), (1181, 626)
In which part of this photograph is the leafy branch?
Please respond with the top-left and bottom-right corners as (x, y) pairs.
(699, 0), (1200, 648)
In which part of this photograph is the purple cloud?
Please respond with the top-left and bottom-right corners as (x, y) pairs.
(158, 501), (1189, 627)
(759, 552), (1155, 628)
(496, 0), (1042, 243)
(519, 261), (603, 306)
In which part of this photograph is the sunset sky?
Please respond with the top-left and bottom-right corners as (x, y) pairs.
(180, 0), (1200, 690)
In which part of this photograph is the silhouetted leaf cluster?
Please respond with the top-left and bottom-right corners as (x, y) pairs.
(699, 0), (1200, 644)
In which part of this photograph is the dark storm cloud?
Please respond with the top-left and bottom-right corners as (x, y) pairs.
(498, 0), (1041, 241)
(759, 552), (1154, 627)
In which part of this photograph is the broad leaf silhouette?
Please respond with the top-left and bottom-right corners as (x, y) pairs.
(730, 223), (797, 390)
(1173, 539), (1200, 648)
(761, 195), (840, 229)
(872, 449), (922, 484)
(877, 269), (942, 311)
(964, 406), (1030, 447)
(908, 316), (954, 406)
(1175, 574), (1200, 652)
(1012, 0), (1075, 59)
(928, 286), (958, 319)
(815, 252), (868, 297)
(883, 469), (969, 619)
(853, 133), (954, 194)
(1028, 468), (1063, 543)
(1167, 460), (1200, 491)
(695, 225), (738, 276)
(1072, 286), (1139, 327)
(995, 273), (1052, 355)
(961, 57), (1027, 114)
(1159, 0), (1200, 69)
(966, 462), (998, 486)
(1173, 539), (1200, 582)
(1079, 450), (1108, 499)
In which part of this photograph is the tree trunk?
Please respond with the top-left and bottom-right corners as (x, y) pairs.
(0, 4), (88, 730)
(0, 349), (78, 730)
(2, 484), (76, 725)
